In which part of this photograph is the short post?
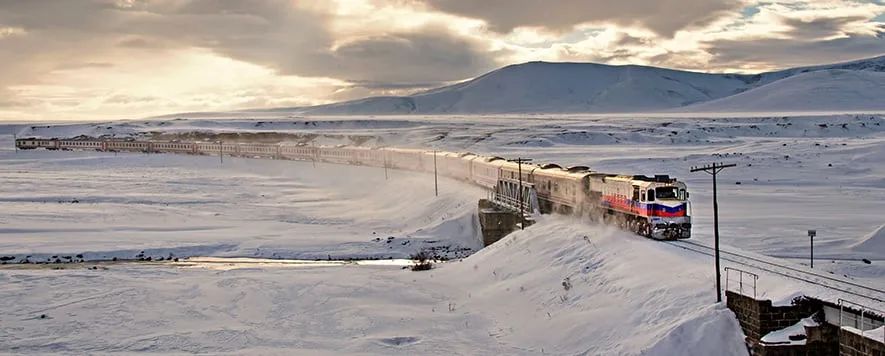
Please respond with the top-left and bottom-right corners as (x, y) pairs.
(433, 150), (438, 197)
(808, 229), (816, 268)
(219, 140), (223, 164)
(384, 154), (388, 180)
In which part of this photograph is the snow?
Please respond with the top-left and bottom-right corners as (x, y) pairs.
(772, 291), (808, 307)
(843, 325), (885, 344)
(851, 222), (885, 253)
(0, 146), (484, 261)
(278, 55), (885, 115)
(760, 316), (820, 345)
(4, 109), (885, 354)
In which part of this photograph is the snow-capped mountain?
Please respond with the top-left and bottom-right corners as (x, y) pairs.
(290, 55), (885, 115)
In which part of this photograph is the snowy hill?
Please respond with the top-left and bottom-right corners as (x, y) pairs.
(290, 55), (885, 115)
(676, 70), (885, 113)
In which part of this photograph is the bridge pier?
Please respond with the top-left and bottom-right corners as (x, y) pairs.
(477, 199), (534, 247)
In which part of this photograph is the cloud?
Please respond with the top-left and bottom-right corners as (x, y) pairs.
(411, 0), (744, 37)
(0, 0), (501, 95)
(701, 2), (885, 70)
(706, 34), (885, 70)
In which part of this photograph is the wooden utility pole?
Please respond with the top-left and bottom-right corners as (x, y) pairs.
(690, 162), (736, 304)
(433, 150), (438, 196)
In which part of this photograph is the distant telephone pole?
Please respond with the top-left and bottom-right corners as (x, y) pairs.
(433, 150), (438, 197)
(12, 133), (17, 153)
(219, 140), (223, 164)
(690, 162), (736, 304)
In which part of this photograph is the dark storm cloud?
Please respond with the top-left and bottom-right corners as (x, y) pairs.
(704, 12), (885, 69)
(614, 34), (655, 47)
(779, 14), (873, 40)
(410, 0), (743, 37)
(705, 34), (885, 69)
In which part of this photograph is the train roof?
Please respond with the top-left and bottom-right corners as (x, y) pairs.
(592, 173), (679, 184)
(531, 166), (594, 180)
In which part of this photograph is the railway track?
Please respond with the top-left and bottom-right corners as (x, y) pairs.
(663, 239), (885, 304)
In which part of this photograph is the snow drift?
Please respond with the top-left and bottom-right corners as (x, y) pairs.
(435, 216), (749, 355)
(851, 222), (885, 253)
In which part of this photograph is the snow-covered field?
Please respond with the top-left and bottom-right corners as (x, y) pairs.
(3, 112), (885, 354)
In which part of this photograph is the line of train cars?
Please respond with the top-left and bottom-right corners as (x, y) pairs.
(15, 137), (692, 240)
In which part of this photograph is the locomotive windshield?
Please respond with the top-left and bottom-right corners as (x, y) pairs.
(654, 187), (678, 200)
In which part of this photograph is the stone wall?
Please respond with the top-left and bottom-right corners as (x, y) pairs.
(726, 290), (817, 342)
(727, 290), (885, 355)
(840, 328), (885, 356)
(477, 199), (523, 246)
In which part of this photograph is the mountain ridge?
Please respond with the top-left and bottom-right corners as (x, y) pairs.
(278, 54), (885, 115)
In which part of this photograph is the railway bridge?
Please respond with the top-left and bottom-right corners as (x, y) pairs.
(476, 177), (541, 246)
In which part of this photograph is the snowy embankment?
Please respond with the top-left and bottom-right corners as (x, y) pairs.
(1, 216), (750, 355)
(434, 216), (749, 355)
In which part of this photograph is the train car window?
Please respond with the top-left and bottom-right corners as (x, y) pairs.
(641, 191), (646, 202)
(647, 190), (655, 202)
(678, 189), (686, 200)
(632, 186), (640, 201)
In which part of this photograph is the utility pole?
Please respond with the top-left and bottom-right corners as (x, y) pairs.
(433, 150), (438, 197)
(808, 230), (816, 268)
(508, 158), (533, 229)
(690, 162), (736, 304)
(12, 133), (17, 153)
(219, 140), (223, 164)
(384, 153), (389, 180)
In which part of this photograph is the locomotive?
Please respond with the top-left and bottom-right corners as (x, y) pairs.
(15, 137), (692, 240)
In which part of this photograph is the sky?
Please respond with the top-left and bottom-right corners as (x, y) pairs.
(1, 0), (885, 122)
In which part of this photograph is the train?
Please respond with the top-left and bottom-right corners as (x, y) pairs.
(15, 137), (692, 240)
